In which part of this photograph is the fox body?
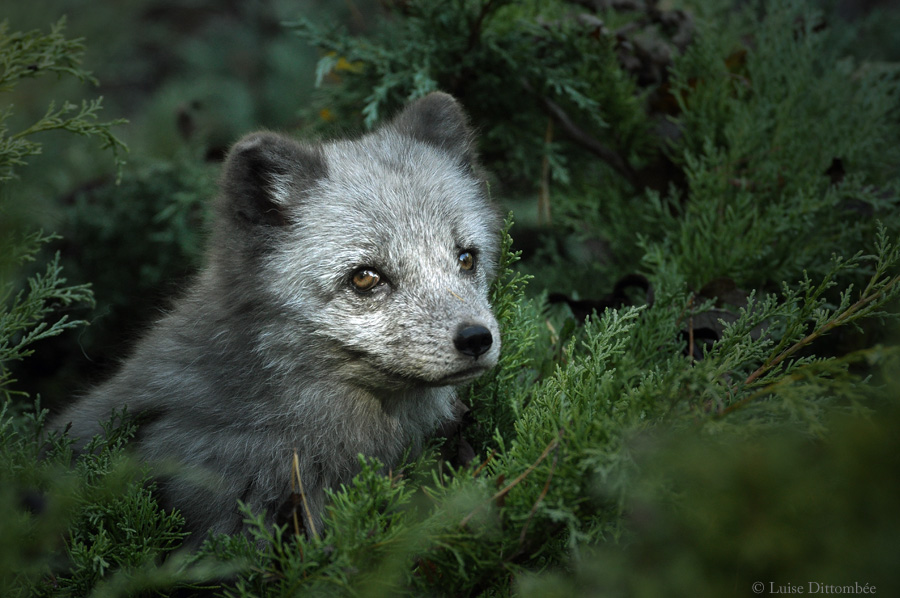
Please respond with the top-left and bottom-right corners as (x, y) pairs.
(55, 93), (502, 541)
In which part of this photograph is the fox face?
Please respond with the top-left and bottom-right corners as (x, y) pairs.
(216, 93), (502, 393)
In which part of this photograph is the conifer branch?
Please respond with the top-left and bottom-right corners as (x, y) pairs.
(460, 429), (563, 528)
(517, 434), (561, 548)
(537, 92), (637, 185)
(471, 449), (497, 478)
(720, 272), (900, 417)
(748, 275), (898, 386)
(466, 0), (503, 53)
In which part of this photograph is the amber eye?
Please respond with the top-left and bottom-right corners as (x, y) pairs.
(458, 251), (475, 271)
(351, 268), (381, 292)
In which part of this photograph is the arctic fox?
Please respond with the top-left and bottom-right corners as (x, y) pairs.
(54, 92), (502, 542)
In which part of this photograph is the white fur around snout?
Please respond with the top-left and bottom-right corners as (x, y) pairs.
(264, 130), (502, 389)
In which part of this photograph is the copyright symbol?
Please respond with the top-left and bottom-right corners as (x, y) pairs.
(752, 582), (765, 594)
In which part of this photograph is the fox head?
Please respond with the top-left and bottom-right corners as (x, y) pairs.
(212, 93), (502, 392)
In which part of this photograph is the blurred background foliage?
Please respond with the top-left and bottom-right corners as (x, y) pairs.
(2, 0), (900, 595)
(4, 0), (900, 402)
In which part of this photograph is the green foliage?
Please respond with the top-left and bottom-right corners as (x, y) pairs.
(55, 157), (215, 304)
(3, 1), (900, 596)
(0, 404), (187, 597)
(25, 157), (218, 400)
(517, 402), (900, 597)
(289, 0), (661, 191)
(0, 242), (93, 402)
(0, 18), (126, 183)
(466, 213), (540, 450)
(637, 0), (900, 290)
(1, 18), (125, 403)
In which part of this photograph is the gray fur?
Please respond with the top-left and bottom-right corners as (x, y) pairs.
(54, 92), (502, 543)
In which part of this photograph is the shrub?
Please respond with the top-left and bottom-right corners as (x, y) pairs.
(0, 16), (186, 598)
(0, 16), (124, 404)
(3, 1), (900, 596)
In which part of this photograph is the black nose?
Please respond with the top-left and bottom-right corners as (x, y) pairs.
(454, 325), (493, 358)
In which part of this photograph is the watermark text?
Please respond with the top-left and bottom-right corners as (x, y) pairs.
(752, 582), (876, 594)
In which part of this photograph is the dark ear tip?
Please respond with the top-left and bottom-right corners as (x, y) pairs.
(226, 132), (289, 163)
(219, 131), (328, 229)
(390, 92), (476, 162)
(407, 92), (468, 128)
(415, 91), (464, 113)
(223, 132), (313, 184)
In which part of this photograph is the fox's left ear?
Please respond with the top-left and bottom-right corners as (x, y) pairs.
(389, 92), (478, 167)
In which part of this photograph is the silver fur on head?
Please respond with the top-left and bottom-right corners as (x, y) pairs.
(53, 92), (502, 543)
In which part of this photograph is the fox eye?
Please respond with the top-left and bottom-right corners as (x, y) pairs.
(351, 268), (381, 292)
(458, 251), (475, 272)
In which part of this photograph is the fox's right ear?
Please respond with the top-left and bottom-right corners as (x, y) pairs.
(220, 132), (328, 228)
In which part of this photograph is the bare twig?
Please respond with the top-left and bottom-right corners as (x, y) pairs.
(292, 450), (320, 541)
(687, 313), (695, 362)
(471, 449), (497, 478)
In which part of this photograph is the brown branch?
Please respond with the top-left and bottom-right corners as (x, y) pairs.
(466, 0), (501, 53)
(471, 449), (497, 478)
(538, 118), (553, 226)
(745, 274), (899, 387)
(460, 429), (564, 528)
(538, 93), (637, 185)
(719, 273), (900, 418)
(292, 449), (320, 541)
(517, 435), (561, 548)
(687, 313), (695, 362)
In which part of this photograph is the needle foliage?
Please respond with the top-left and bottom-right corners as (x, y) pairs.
(2, 1), (900, 596)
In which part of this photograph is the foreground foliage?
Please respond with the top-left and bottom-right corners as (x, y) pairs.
(2, 1), (899, 596)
